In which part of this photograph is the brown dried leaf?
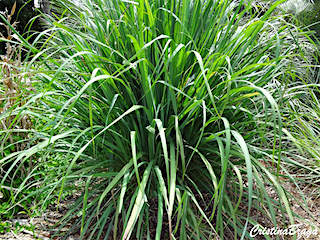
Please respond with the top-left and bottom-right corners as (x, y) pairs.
(10, 2), (16, 18)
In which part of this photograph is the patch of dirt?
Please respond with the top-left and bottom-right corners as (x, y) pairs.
(1, 182), (320, 240)
(281, 181), (320, 240)
(243, 179), (320, 240)
(0, 199), (80, 240)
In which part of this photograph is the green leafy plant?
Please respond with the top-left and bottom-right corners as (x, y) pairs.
(2, 0), (320, 239)
(0, 221), (11, 234)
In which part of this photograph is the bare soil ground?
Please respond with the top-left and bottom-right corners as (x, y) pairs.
(1, 181), (320, 240)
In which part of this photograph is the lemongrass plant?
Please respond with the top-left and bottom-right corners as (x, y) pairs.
(1, 0), (320, 239)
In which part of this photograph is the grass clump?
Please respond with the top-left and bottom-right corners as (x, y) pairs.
(2, 0), (320, 239)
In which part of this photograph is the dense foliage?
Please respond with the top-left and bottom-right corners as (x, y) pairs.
(1, 0), (320, 239)
(279, 0), (320, 40)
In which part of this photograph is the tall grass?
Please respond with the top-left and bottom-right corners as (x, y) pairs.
(1, 0), (320, 239)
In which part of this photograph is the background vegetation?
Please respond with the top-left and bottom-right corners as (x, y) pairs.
(0, 0), (43, 56)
